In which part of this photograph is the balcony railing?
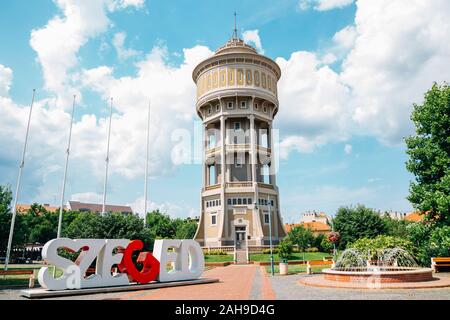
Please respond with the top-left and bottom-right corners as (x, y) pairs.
(205, 146), (221, 157)
(205, 144), (272, 155)
(204, 184), (221, 191)
(258, 182), (274, 189)
(257, 146), (272, 154)
(226, 182), (253, 188)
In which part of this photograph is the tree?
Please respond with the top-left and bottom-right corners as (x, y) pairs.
(145, 210), (177, 239)
(65, 212), (155, 251)
(21, 204), (58, 245)
(288, 225), (314, 252)
(333, 205), (386, 249)
(382, 215), (412, 238)
(278, 238), (293, 263)
(0, 185), (26, 255)
(175, 218), (198, 239)
(405, 83), (450, 225)
(0, 185), (13, 254)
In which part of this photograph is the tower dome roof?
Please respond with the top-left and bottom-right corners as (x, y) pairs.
(214, 38), (258, 56)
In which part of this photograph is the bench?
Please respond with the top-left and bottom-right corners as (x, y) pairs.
(0, 269), (35, 288)
(306, 260), (334, 274)
(431, 257), (450, 273)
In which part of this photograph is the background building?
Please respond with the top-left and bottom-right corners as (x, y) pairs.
(285, 211), (332, 236)
(68, 201), (133, 215)
(193, 32), (287, 250)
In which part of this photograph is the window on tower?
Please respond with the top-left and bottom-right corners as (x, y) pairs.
(227, 102), (234, 110)
(264, 213), (270, 224)
(246, 70), (252, 85)
(211, 213), (217, 226)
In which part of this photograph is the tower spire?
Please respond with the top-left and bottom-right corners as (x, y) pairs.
(232, 11), (238, 40)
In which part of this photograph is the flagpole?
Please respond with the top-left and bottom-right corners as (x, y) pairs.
(143, 100), (151, 226)
(102, 98), (113, 215)
(57, 95), (76, 238)
(4, 89), (36, 271)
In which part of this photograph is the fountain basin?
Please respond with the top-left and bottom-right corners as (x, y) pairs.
(322, 267), (433, 283)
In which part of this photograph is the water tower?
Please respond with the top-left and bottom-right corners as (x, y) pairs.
(192, 26), (287, 253)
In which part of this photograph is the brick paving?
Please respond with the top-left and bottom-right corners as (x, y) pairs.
(1, 267), (449, 300)
(120, 265), (264, 300)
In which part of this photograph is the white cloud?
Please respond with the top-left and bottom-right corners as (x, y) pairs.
(276, 51), (352, 157)
(0, 69), (79, 200)
(29, 0), (145, 109)
(79, 45), (213, 179)
(112, 32), (141, 60)
(278, 0), (450, 158)
(341, 0), (450, 144)
(242, 29), (264, 54)
(0, 0), (211, 207)
(321, 53), (337, 65)
(298, 0), (354, 11)
(344, 144), (352, 154)
(111, 0), (145, 10)
(333, 25), (357, 51)
(0, 65), (13, 97)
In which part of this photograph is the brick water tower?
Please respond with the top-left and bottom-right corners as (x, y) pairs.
(192, 27), (287, 258)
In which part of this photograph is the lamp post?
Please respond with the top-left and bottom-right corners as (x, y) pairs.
(267, 194), (274, 276)
(143, 101), (151, 227)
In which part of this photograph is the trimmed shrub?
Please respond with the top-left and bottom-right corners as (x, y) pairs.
(278, 239), (293, 262)
(207, 250), (228, 255)
(262, 248), (279, 254)
(349, 235), (415, 254)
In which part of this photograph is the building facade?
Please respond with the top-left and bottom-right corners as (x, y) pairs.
(68, 201), (133, 215)
(193, 34), (287, 249)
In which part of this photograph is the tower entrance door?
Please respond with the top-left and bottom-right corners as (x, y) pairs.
(235, 226), (246, 249)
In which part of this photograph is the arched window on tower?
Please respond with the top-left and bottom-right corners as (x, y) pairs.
(209, 165), (217, 185)
(263, 164), (270, 184)
(260, 128), (269, 148)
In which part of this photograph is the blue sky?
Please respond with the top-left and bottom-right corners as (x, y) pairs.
(1, 0), (448, 221)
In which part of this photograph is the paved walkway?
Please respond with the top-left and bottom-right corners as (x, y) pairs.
(119, 265), (274, 300)
(0, 265), (274, 300)
(269, 273), (450, 300)
(1, 267), (449, 300)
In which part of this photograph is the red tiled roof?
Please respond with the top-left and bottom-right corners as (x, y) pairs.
(284, 221), (331, 233)
(16, 204), (61, 214)
(405, 211), (424, 222)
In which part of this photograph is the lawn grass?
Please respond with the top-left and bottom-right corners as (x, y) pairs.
(265, 265), (327, 275)
(204, 255), (234, 262)
(250, 252), (330, 263)
(0, 264), (61, 287)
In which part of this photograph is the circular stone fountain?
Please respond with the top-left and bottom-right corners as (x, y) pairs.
(299, 248), (450, 289)
(323, 248), (433, 284)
